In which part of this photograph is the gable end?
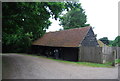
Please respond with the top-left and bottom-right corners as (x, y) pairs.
(81, 28), (99, 46)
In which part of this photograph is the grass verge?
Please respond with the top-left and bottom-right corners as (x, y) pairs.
(23, 54), (114, 68)
(49, 58), (113, 68)
(115, 59), (120, 63)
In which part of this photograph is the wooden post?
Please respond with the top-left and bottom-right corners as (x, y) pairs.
(78, 47), (81, 61)
(112, 50), (116, 66)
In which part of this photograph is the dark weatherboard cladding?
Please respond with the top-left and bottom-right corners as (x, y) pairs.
(81, 27), (99, 46)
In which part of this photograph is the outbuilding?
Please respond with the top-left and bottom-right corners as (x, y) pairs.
(32, 26), (99, 61)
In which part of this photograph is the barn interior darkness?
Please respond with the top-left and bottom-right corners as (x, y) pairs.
(31, 45), (79, 61)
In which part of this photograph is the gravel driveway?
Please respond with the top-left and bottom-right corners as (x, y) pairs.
(2, 53), (118, 79)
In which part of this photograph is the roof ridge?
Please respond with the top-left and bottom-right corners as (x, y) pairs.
(33, 26), (93, 47)
(47, 26), (91, 34)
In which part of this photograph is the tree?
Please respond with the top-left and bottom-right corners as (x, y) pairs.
(109, 40), (114, 46)
(2, 2), (65, 53)
(2, 2), (80, 53)
(112, 36), (120, 47)
(59, 2), (89, 30)
(99, 37), (109, 45)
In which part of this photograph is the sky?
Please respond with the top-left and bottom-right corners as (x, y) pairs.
(46, 0), (119, 40)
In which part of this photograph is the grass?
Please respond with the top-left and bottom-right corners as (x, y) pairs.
(115, 59), (120, 63)
(22, 53), (114, 68)
(48, 58), (113, 68)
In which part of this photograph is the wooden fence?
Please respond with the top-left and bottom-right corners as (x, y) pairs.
(79, 46), (120, 64)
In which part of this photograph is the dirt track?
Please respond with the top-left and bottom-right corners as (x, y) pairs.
(2, 54), (118, 79)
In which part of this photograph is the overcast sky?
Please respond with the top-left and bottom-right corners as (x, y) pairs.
(47, 0), (119, 40)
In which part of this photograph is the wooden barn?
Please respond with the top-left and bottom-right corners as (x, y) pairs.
(31, 26), (99, 61)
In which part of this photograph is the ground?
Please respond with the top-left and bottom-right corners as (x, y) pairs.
(2, 53), (118, 79)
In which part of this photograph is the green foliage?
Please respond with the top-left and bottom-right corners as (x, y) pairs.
(2, 2), (65, 53)
(109, 40), (114, 46)
(115, 59), (120, 63)
(99, 37), (109, 45)
(3, 2), (82, 53)
(99, 37), (108, 40)
(111, 36), (120, 47)
(59, 2), (89, 30)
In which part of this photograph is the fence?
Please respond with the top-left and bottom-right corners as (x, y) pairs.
(79, 46), (120, 64)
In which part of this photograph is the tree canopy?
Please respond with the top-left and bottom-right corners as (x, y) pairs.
(111, 36), (120, 47)
(99, 37), (109, 45)
(3, 2), (83, 53)
(3, 2), (65, 53)
(59, 2), (89, 30)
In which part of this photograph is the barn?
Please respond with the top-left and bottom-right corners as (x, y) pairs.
(31, 26), (99, 61)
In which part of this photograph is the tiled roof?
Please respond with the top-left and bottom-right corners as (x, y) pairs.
(33, 26), (91, 47)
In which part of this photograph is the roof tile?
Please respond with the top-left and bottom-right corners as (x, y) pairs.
(33, 26), (91, 47)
